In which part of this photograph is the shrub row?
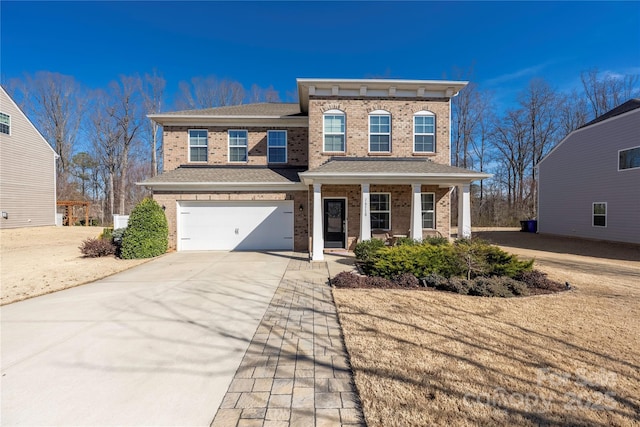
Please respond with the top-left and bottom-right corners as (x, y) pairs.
(333, 269), (563, 298)
(356, 237), (533, 280)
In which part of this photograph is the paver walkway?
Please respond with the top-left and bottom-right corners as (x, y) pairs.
(211, 256), (366, 427)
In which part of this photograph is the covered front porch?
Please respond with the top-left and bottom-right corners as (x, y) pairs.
(299, 158), (491, 261)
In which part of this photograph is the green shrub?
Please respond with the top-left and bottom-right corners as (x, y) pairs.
(422, 236), (450, 246)
(354, 238), (386, 261)
(120, 198), (168, 259)
(365, 244), (462, 279)
(394, 237), (421, 247)
(99, 227), (114, 241)
(79, 238), (116, 257)
(453, 238), (533, 279)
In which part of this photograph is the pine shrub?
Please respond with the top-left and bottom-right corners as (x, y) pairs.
(120, 198), (168, 259)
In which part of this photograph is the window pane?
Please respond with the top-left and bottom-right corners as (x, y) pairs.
(421, 194), (434, 210)
(269, 131), (286, 147)
(268, 147), (286, 163)
(593, 203), (606, 215)
(190, 147), (207, 162)
(229, 147), (247, 162)
(422, 212), (434, 229)
(325, 115), (345, 133)
(370, 135), (390, 152)
(324, 135), (345, 151)
(593, 215), (606, 227)
(371, 213), (390, 229)
(620, 147), (640, 170)
(415, 135), (434, 152)
(229, 130), (248, 146)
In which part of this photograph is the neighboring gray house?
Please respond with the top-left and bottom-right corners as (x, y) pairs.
(537, 99), (640, 244)
(0, 85), (58, 229)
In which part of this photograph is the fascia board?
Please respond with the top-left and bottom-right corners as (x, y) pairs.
(147, 114), (308, 128)
(299, 172), (492, 186)
(137, 182), (308, 192)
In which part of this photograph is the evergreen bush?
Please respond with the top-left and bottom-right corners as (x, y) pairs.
(120, 198), (168, 259)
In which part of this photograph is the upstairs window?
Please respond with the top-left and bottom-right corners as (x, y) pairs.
(188, 129), (207, 162)
(619, 146), (640, 170)
(369, 111), (391, 152)
(267, 130), (287, 163)
(0, 112), (10, 135)
(593, 202), (607, 227)
(228, 130), (248, 162)
(421, 193), (435, 229)
(323, 110), (345, 152)
(370, 193), (391, 230)
(414, 111), (435, 152)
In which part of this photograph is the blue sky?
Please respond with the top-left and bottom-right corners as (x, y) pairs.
(2, 1), (639, 109)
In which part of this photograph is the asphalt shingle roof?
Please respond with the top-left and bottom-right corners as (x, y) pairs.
(141, 166), (304, 185)
(159, 103), (303, 117)
(580, 98), (640, 128)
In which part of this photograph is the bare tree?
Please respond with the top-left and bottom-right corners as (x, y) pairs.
(580, 68), (640, 117)
(107, 75), (144, 215)
(142, 70), (166, 176)
(249, 84), (281, 103)
(89, 91), (122, 219)
(452, 82), (483, 168)
(8, 72), (84, 198)
(557, 89), (590, 139)
(175, 76), (246, 109)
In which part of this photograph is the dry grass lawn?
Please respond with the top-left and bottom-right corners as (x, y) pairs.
(333, 230), (640, 426)
(1, 226), (149, 305)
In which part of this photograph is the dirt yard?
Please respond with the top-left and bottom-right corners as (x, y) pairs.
(0, 226), (149, 305)
(333, 230), (640, 426)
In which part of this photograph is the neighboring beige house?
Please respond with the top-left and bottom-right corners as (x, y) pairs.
(141, 78), (490, 260)
(538, 99), (640, 244)
(0, 85), (58, 229)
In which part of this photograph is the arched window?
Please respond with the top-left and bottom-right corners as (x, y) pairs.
(414, 111), (435, 153)
(323, 109), (345, 152)
(369, 110), (391, 152)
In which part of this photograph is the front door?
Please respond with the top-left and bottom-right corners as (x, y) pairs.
(324, 199), (346, 248)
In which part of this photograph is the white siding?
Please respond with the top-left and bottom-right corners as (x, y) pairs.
(0, 86), (57, 229)
(538, 109), (640, 244)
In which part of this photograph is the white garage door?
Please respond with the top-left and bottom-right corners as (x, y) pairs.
(178, 201), (294, 251)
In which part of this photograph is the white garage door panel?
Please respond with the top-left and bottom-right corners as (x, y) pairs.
(179, 201), (294, 251)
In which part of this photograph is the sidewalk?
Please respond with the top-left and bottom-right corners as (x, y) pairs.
(211, 254), (365, 427)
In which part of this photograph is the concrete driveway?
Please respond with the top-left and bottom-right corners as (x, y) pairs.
(1, 251), (291, 426)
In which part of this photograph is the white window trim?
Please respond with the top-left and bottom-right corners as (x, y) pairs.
(421, 192), (436, 229)
(368, 110), (391, 153)
(267, 130), (288, 163)
(0, 112), (11, 136)
(188, 129), (208, 163)
(370, 192), (391, 230)
(228, 129), (248, 163)
(592, 202), (607, 228)
(323, 109), (346, 152)
(413, 111), (436, 153)
(618, 145), (640, 171)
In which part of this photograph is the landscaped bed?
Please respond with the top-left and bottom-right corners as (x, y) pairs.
(332, 231), (640, 426)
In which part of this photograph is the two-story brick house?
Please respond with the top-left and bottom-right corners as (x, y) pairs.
(142, 78), (490, 260)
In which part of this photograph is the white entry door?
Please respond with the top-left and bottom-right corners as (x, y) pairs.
(178, 200), (294, 251)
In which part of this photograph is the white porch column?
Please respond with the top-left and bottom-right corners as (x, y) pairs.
(457, 183), (471, 239)
(312, 183), (324, 261)
(410, 183), (422, 240)
(360, 183), (371, 241)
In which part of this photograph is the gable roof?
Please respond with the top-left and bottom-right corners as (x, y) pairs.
(138, 165), (307, 191)
(537, 98), (640, 168)
(148, 102), (307, 127)
(580, 98), (640, 129)
(0, 85), (58, 157)
(154, 103), (302, 117)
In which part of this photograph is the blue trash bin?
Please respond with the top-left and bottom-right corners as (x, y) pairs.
(526, 220), (537, 233)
